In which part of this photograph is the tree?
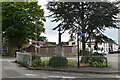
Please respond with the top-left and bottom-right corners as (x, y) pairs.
(2, 2), (46, 49)
(47, 2), (120, 55)
(36, 36), (48, 42)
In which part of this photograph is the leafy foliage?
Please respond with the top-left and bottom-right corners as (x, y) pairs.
(32, 59), (41, 67)
(80, 52), (107, 67)
(47, 2), (120, 53)
(2, 2), (46, 49)
(30, 53), (41, 61)
(31, 53), (41, 67)
(49, 56), (68, 68)
(47, 2), (119, 32)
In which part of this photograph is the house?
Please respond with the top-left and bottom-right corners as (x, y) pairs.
(29, 39), (57, 47)
(2, 37), (30, 54)
(2, 37), (9, 54)
(68, 37), (119, 53)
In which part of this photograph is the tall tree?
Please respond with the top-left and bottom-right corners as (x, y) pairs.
(2, 2), (46, 49)
(47, 2), (120, 55)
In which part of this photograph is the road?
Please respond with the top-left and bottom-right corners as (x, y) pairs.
(1, 54), (120, 80)
(107, 54), (119, 70)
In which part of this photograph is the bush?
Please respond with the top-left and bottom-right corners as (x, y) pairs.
(30, 53), (41, 67)
(80, 52), (107, 67)
(30, 53), (41, 61)
(49, 56), (68, 68)
(32, 59), (41, 67)
(88, 56), (107, 67)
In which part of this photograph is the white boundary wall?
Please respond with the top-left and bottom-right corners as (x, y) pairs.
(16, 52), (32, 66)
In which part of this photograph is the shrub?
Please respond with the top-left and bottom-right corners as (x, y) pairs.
(49, 56), (68, 68)
(80, 52), (107, 67)
(30, 53), (41, 61)
(30, 53), (41, 67)
(88, 56), (107, 67)
(32, 59), (41, 67)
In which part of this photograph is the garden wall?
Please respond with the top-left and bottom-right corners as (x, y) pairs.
(16, 52), (32, 66)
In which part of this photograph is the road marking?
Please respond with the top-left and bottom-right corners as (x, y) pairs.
(49, 75), (75, 79)
(115, 75), (120, 78)
(62, 76), (75, 79)
(25, 74), (36, 76)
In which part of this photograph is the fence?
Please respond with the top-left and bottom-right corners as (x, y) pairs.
(26, 46), (77, 57)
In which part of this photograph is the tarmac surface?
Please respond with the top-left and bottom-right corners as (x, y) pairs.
(1, 54), (120, 80)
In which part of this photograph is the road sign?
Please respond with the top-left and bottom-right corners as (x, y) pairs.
(78, 33), (85, 36)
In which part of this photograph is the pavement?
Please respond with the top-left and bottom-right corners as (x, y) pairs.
(27, 66), (119, 74)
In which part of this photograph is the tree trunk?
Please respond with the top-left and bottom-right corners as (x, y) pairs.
(82, 36), (86, 56)
(81, 2), (86, 56)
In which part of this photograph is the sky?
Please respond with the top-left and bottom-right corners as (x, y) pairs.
(38, 0), (118, 44)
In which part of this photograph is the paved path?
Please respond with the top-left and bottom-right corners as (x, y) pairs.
(1, 57), (120, 79)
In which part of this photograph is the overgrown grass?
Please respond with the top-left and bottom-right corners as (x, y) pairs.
(41, 60), (49, 67)
(67, 59), (77, 67)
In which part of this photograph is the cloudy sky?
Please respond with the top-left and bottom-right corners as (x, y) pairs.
(38, 0), (118, 44)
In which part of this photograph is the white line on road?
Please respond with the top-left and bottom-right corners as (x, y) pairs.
(48, 75), (75, 79)
(115, 75), (120, 78)
(25, 74), (36, 76)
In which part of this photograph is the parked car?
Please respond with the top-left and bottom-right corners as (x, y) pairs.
(14, 50), (21, 57)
